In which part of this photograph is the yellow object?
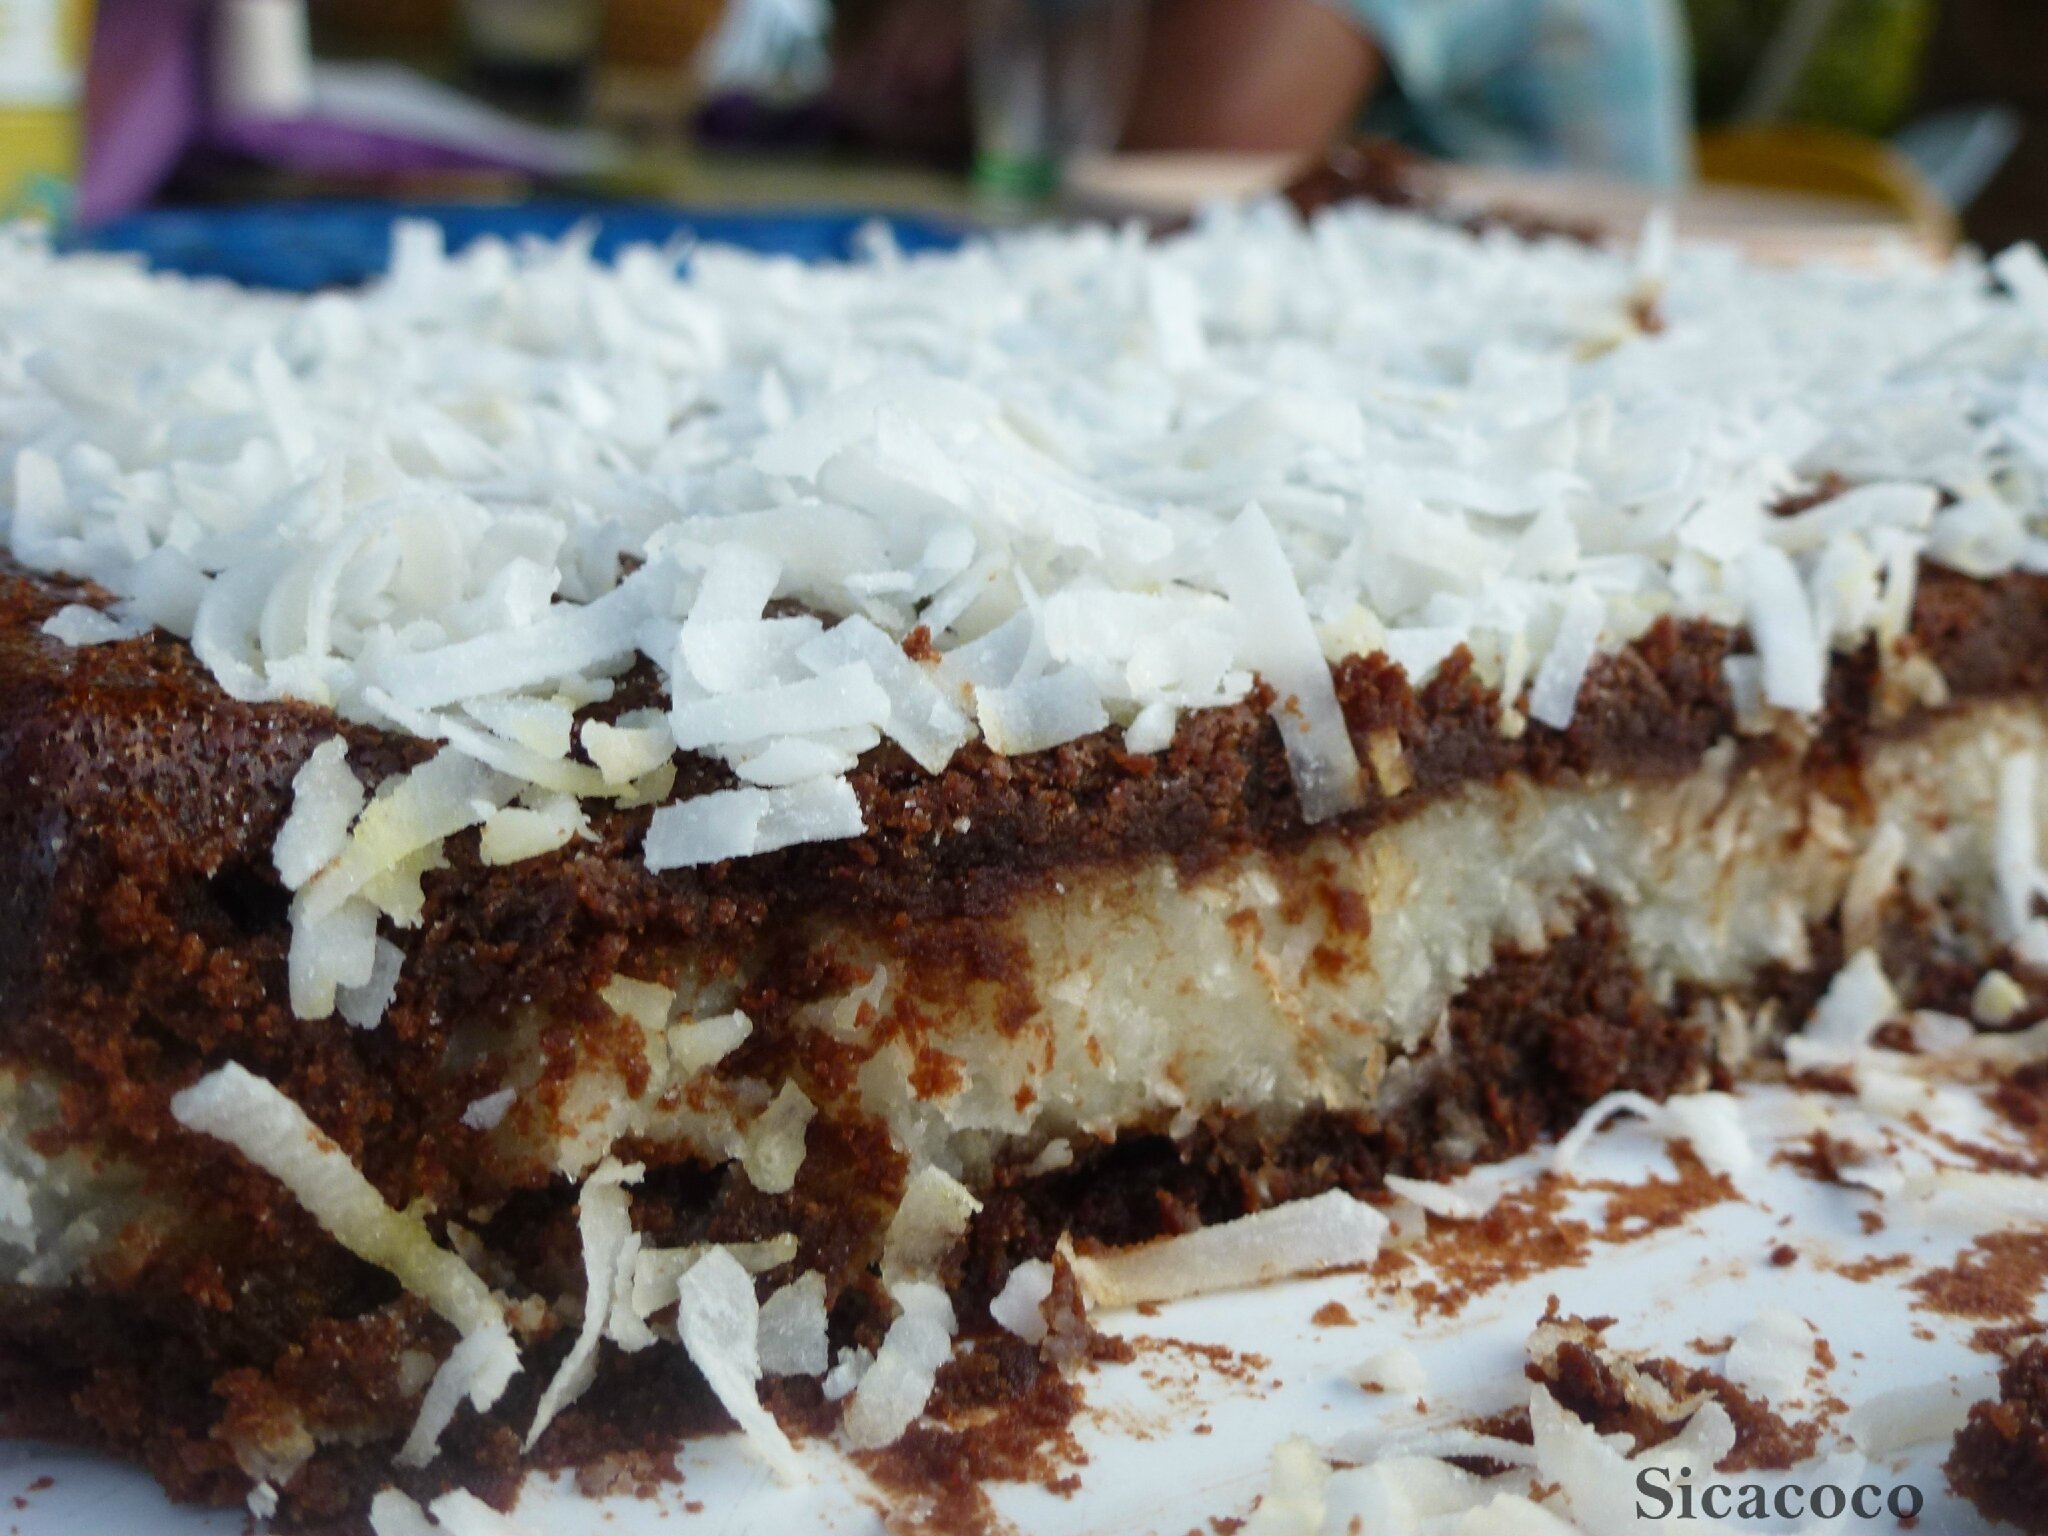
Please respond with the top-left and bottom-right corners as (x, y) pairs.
(0, 0), (94, 223)
(1698, 125), (1958, 256)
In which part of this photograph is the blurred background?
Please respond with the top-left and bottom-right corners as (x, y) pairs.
(1, 0), (2044, 280)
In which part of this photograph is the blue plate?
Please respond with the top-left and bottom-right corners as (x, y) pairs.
(71, 201), (967, 291)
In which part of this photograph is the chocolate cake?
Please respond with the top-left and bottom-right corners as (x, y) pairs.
(0, 185), (2044, 1533)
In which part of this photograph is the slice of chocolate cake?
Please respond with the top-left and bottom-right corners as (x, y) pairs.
(0, 198), (2044, 1531)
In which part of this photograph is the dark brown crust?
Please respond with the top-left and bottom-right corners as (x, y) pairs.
(1948, 1340), (2048, 1533)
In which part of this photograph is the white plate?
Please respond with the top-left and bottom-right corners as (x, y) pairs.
(0, 1077), (2026, 1534)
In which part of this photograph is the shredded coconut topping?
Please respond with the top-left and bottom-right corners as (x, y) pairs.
(7, 214), (2046, 947)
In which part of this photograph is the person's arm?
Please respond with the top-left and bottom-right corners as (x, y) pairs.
(1121, 0), (1382, 154)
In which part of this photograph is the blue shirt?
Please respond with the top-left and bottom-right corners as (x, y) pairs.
(1335, 0), (1694, 189)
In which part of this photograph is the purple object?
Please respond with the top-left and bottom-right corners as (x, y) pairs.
(76, 2), (609, 225)
(80, 0), (208, 225)
(206, 116), (507, 177)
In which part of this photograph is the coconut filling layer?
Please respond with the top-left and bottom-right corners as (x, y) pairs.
(476, 698), (2048, 1190)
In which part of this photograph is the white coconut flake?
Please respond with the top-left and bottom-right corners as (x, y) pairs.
(1974, 969), (2029, 1026)
(1026, 1138), (1073, 1175)
(989, 1259), (1056, 1345)
(40, 603), (146, 647)
(122, 546), (211, 634)
(881, 1165), (984, 1286)
(668, 1009), (753, 1079)
(1997, 752), (2044, 941)
(1214, 504), (1364, 823)
(738, 1082), (815, 1195)
(1722, 1309), (1813, 1404)
(1789, 949), (1899, 1070)
(370, 583), (647, 714)
(1525, 583), (1604, 730)
(1997, 242), (2048, 317)
(299, 749), (516, 922)
(821, 1345), (873, 1403)
(1068, 1190), (1387, 1310)
(1528, 1383), (1730, 1534)
(643, 778), (865, 870)
(1769, 482), (1937, 555)
(580, 713), (674, 787)
(758, 1271), (829, 1377)
(1241, 1437), (1330, 1536)
(1914, 1009), (1980, 1054)
(9, 447), (68, 558)
(369, 1489), (438, 1536)
(478, 793), (588, 865)
(800, 615), (970, 773)
(1123, 701), (1179, 755)
(1901, 1166), (2048, 1224)
(976, 666), (1109, 757)
(274, 738), (368, 889)
(1553, 1089), (1752, 1176)
(673, 1247), (808, 1483)
(171, 1063), (504, 1337)
(337, 937), (406, 1029)
(289, 893), (380, 1021)
(463, 697), (574, 760)
(461, 1088), (517, 1132)
(1333, 1425), (1543, 1479)
(730, 736), (859, 788)
(397, 1322), (520, 1468)
(1930, 497), (2028, 578)
(1322, 1455), (1490, 1532)
(1738, 543), (1825, 714)
(525, 1159), (640, 1451)
(621, 1233), (800, 1338)
(669, 667), (890, 754)
(1657, 1092), (1754, 1176)
(1845, 1376), (1995, 1455)
(1383, 1173), (1492, 1221)
(841, 1280), (956, 1451)
(1349, 1345), (1429, 1396)
(1552, 1090), (1665, 1172)
(1855, 1059), (1941, 1122)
